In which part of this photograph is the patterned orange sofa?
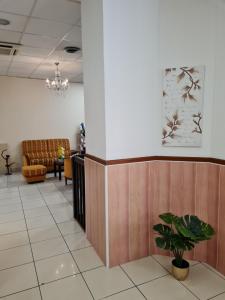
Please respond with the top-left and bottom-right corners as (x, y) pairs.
(22, 139), (70, 172)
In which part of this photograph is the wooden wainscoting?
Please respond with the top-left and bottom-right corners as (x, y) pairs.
(85, 154), (225, 275)
(85, 158), (106, 264)
(107, 161), (225, 275)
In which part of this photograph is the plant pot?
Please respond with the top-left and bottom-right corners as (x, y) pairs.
(172, 259), (189, 281)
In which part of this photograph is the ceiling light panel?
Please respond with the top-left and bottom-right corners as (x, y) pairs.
(25, 18), (72, 39)
(0, 0), (36, 16)
(32, 0), (81, 25)
(21, 34), (60, 49)
(0, 12), (28, 32)
(0, 29), (22, 43)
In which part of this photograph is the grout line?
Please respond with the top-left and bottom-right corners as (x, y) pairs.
(100, 287), (140, 300)
(18, 186), (43, 300)
(0, 286), (39, 299)
(208, 291), (225, 300)
(37, 183), (95, 300)
(119, 265), (147, 300)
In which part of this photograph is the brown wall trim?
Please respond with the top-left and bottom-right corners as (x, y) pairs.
(85, 153), (225, 166)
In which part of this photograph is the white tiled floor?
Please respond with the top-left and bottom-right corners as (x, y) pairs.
(0, 173), (224, 300)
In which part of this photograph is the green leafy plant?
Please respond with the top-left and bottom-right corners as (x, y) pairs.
(153, 213), (215, 268)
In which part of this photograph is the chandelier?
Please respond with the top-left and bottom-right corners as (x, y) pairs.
(46, 62), (69, 93)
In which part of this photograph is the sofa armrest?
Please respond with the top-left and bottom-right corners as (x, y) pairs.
(22, 155), (29, 166)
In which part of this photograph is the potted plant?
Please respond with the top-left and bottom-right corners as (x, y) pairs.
(153, 213), (215, 281)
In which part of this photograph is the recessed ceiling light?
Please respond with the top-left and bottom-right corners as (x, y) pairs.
(0, 19), (10, 26)
(64, 46), (80, 53)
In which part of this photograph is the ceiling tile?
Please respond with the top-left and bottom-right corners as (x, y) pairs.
(0, 70), (7, 75)
(0, 29), (22, 43)
(0, 0), (35, 16)
(63, 26), (82, 48)
(21, 34), (60, 49)
(30, 73), (46, 80)
(25, 18), (72, 39)
(32, 0), (81, 25)
(0, 12), (28, 32)
(0, 54), (13, 62)
(0, 60), (10, 69)
(33, 62), (56, 75)
(62, 61), (82, 73)
(18, 46), (51, 57)
(12, 55), (43, 64)
(9, 61), (38, 71)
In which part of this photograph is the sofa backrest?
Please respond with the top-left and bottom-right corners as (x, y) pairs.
(22, 140), (48, 154)
(22, 139), (70, 157)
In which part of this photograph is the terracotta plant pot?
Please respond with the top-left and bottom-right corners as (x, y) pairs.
(172, 259), (189, 281)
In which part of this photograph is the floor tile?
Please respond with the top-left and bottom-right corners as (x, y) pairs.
(72, 246), (103, 272)
(0, 192), (19, 200)
(21, 194), (42, 201)
(29, 225), (61, 243)
(105, 288), (145, 300)
(0, 198), (21, 206)
(121, 256), (168, 285)
(0, 231), (29, 250)
(52, 212), (74, 223)
(0, 211), (24, 224)
(202, 262), (225, 280)
(0, 245), (32, 270)
(152, 255), (199, 273)
(40, 274), (93, 300)
(0, 220), (26, 235)
(31, 236), (69, 260)
(58, 220), (82, 235)
(0, 203), (22, 214)
(83, 266), (133, 299)
(3, 288), (41, 300)
(0, 263), (38, 297)
(139, 274), (198, 300)
(26, 215), (55, 230)
(182, 264), (225, 300)
(36, 253), (79, 284)
(64, 232), (91, 251)
(24, 206), (50, 219)
(22, 199), (46, 210)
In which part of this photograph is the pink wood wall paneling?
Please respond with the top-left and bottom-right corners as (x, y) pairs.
(108, 164), (130, 266)
(194, 163), (219, 267)
(148, 161), (171, 256)
(85, 158), (106, 264)
(217, 165), (225, 274)
(108, 163), (149, 266)
(85, 157), (225, 275)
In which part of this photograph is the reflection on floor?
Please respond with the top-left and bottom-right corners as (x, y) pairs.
(0, 173), (224, 300)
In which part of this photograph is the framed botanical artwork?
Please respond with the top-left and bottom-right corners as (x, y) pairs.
(162, 66), (204, 147)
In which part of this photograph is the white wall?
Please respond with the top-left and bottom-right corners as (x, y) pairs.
(103, 0), (159, 160)
(81, 0), (107, 159)
(158, 0), (216, 157)
(82, 0), (225, 160)
(0, 76), (84, 169)
(212, 1), (225, 159)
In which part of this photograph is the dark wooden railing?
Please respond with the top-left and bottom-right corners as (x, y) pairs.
(72, 154), (85, 230)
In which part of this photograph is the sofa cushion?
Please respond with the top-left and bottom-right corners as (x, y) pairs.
(22, 165), (47, 177)
(29, 158), (55, 167)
